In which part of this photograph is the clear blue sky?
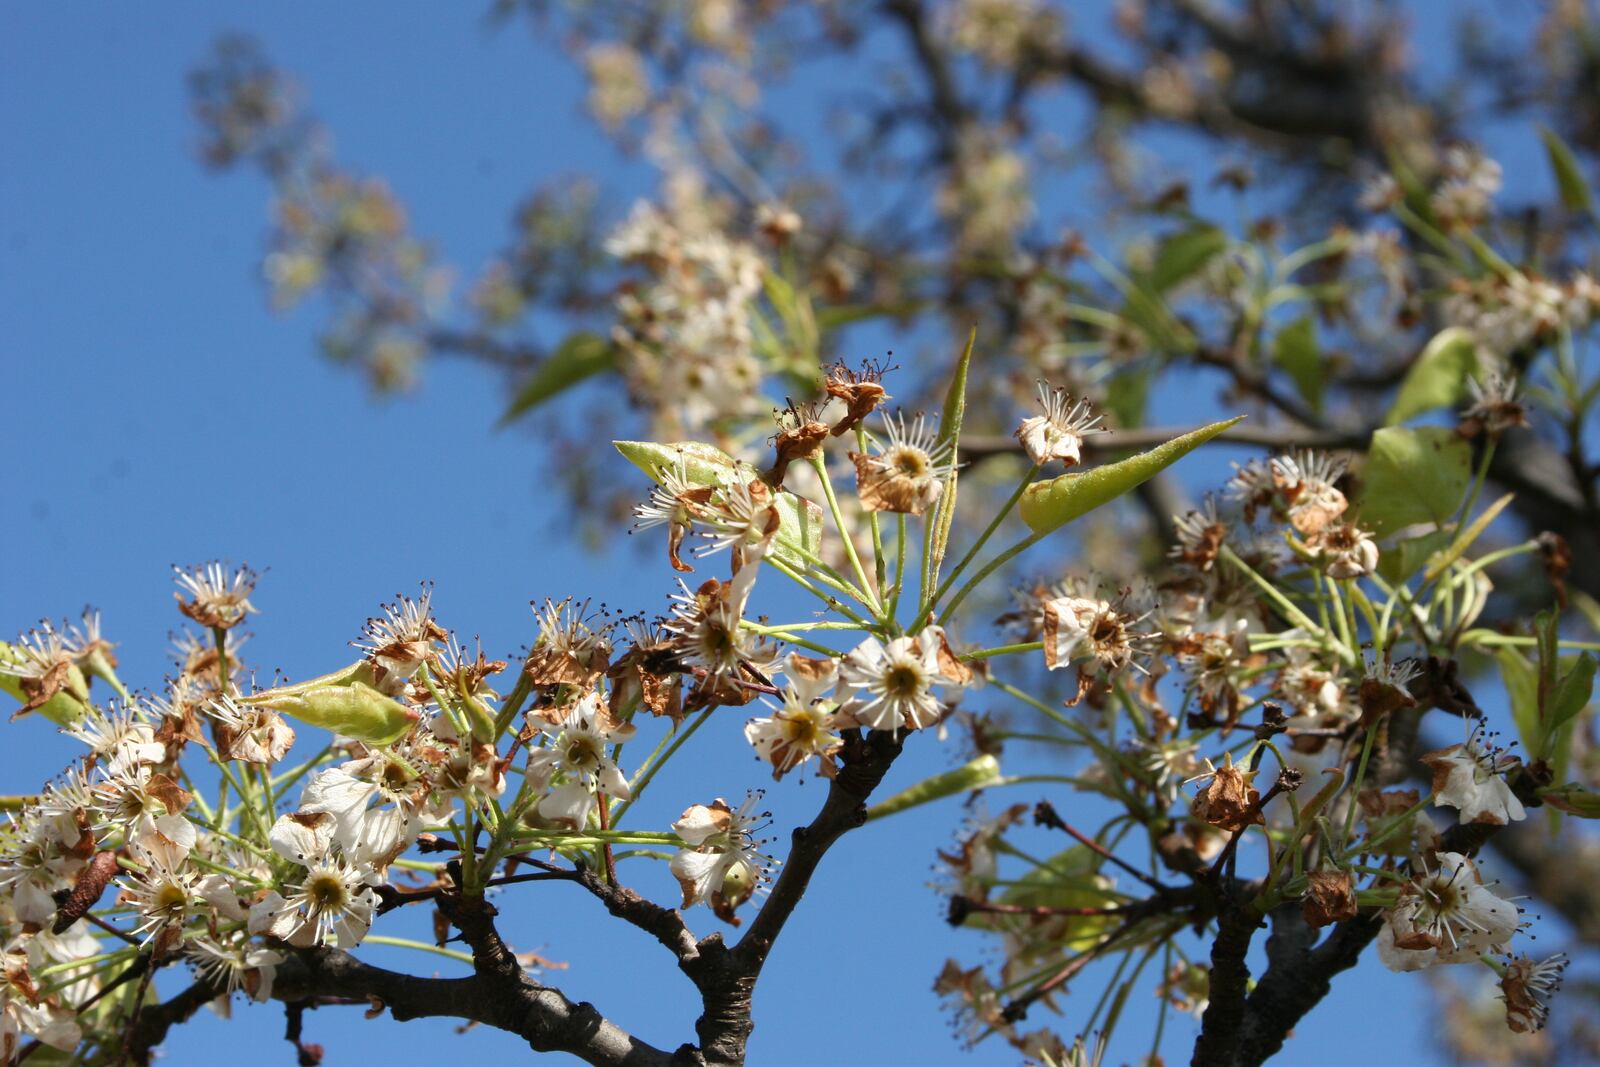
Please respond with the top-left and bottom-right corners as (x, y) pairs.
(0, 5), (1499, 1065)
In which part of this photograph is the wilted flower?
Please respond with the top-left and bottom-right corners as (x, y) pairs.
(1420, 720), (1526, 826)
(1014, 382), (1104, 468)
(356, 587), (445, 688)
(1377, 851), (1520, 971)
(1500, 952), (1568, 1033)
(670, 793), (774, 925)
(1269, 452), (1349, 536)
(1307, 522), (1379, 578)
(172, 562), (259, 630)
(850, 412), (957, 516)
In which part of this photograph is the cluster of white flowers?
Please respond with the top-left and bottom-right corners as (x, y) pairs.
(606, 196), (768, 438)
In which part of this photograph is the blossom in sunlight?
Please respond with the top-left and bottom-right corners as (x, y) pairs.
(64, 702), (167, 775)
(1420, 720), (1526, 826)
(744, 654), (843, 779)
(632, 456), (712, 573)
(1377, 851), (1521, 971)
(525, 691), (637, 830)
(2, 937), (82, 1058)
(849, 412), (956, 516)
(1500, 952), (1568, 1033)
(117, 855), (203, 955)
(1014, 382), (1104, 468)
(822, 358), (890, 437)
(297, 754), (430, 867)
(249, 812), (380, 949)
(670, 793), (774, 925)
(356, 586), (446, 689)
(840, 627), (969, 732)
(172, 562), (259, 630)
(207, 694), (296, 766)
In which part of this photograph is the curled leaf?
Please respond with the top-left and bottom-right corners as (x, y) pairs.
(1018, 416), (1245, 536)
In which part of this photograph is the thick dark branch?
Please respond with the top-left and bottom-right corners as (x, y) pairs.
(734, 729), (904, 970)
(272, 945), (671, 1067)
(1223, 821), (1503, 1067)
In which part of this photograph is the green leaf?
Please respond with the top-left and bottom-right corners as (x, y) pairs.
(1377, 528), (1453, 585)
(1545, 652), (1595, 743)
(991, 845), (1123, 951)
(1150, 225), (1227, 293)
(1539, 125), (1593, 213)
(1538, 784), (1600, 818)
(614, 440), (823, 568)
(1356, 426), (1473, 537)
(1019, 416), (1245, 536)
(1496, 646), (1540, 757)
(865, 754), (1001, 821)
(1385, 328), (1477, 426)
(500, 333), (614, 425)
(1272, 316), (1323, 415)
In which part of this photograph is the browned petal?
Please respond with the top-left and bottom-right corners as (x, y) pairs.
(19, 659), (71, 712)
(146, 773), (194, 816)
(1301, 870), (1358, 928)
(851, 452), (931, 515)
(1191, 764), (1264, 833)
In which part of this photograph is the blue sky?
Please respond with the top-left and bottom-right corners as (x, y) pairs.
(0, 5), (1509, 1065)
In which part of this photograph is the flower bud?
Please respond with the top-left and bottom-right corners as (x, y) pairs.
(249, 680), (415, 745)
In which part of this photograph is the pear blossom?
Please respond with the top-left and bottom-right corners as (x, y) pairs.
(186, 937), (282, 1003)
(63, 703), (167, 774)
(525, 692), (636, 829)
(840, 629), (966, 731)
(670, 793), (773, 924)
(743, 654), (843, 779)
(1420, 722), (1526, 826)
(1013, 382), (1104, 468)
(297, 756), (427, 865)
(1376, 851), (1520, 971)
(248, 812), (378, 948)
(849, 412), (957, 516)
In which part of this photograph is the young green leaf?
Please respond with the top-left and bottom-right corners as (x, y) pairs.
(500, 333), (614, 425)
(865, 753), (1000, 821)
(1539, 125), (1593, 213)
(1018, 416), (1245, 536)
(1273, 316), (1323, 415)
(1385, 328), (1477, 426)
(1356, 426), (1473, 537)
(1496, 646), (1540, 758)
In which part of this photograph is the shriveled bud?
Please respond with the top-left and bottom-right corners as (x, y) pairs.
(247, 679), (415, 745)
(1301, 869), (1358, 928)
(52, 850), (121, 933)
(1190, 757), (1264, 833)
